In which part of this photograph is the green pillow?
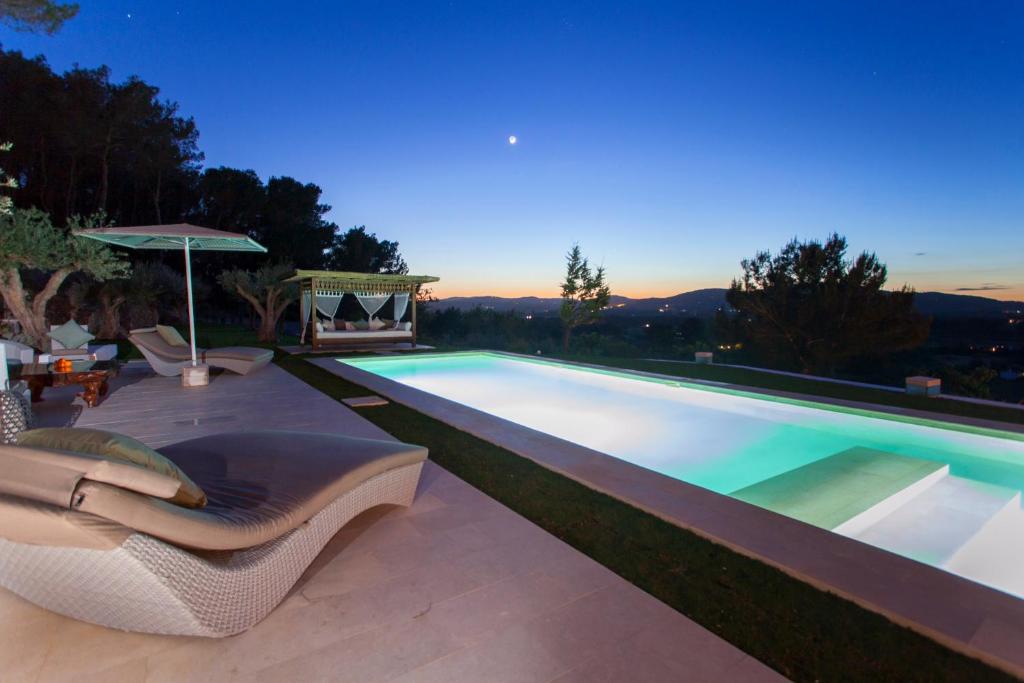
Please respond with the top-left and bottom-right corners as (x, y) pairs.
(156, 324), (188, 347)
(354, 319), (369, 330)
(48, 320), (94, 350)
(17, 427), (207, 508)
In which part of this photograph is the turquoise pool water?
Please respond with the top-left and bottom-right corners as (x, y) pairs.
(340, 352), (1024, 597)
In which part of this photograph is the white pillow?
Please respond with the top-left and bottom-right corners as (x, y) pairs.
(401, 322), (412, 331)
(368, 318), (386, 331)
(315, 321), (324, 333)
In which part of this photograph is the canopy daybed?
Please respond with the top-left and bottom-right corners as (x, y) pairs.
(283, 270), (439, 350)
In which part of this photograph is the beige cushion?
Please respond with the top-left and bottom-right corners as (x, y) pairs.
(368, 318), (386, 331)
(73, 431), (428, 550)
(130, 329), (196, 361)
(16, 428), (207, 508)
(0, 494), (131, 550)
(203, 347), (273, 363)
(156, 324), (188, 347)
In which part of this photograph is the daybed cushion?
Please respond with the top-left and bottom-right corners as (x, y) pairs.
(156, 324), (188, 347)
(16, 428), (207, 508)
(73, 431), (428, 550)
(130, 328), (196, 362)
(48, 320), (94, 351)
(368, 318), (386, 331)
(316, 330), (413, 341)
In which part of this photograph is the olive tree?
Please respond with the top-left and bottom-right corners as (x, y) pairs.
(218, 262), (297, 343)
(0, 207), (129, 348)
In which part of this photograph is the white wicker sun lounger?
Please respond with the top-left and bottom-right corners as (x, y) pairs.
(0, 430), (426, 636)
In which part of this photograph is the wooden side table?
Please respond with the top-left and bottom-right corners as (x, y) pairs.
(18, 361), (120, 408)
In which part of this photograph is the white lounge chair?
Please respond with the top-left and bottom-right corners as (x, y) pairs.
(0, 429), (426, 636)
(129, 327), (273, 377)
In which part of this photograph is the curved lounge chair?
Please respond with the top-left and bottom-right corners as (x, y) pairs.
(129, 327), (273, 377)
(0, 430), (426, 636)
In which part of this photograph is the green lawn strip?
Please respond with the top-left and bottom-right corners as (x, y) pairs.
(275, 353), (1014, 683)
(554, 355), (1024, 426)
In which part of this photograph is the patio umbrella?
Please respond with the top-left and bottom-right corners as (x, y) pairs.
(75, 224), (267, 368)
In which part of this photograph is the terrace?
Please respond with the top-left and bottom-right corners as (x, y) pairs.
(2, 360), (781, 682)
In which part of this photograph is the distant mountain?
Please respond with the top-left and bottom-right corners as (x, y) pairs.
(914, 292), (1024, 318)
(437, 289), (1023, 319)
(438, 289), (730, 316)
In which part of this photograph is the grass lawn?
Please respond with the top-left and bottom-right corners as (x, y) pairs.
(276, 351), (1016, 683)
(553, 354), (1024, 427)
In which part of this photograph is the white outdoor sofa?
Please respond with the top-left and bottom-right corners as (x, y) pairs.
(42, 324), (117, 364)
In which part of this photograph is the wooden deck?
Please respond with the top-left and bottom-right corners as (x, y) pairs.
(3, 362), (785, 682)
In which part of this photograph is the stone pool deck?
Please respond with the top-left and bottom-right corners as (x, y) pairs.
(1, 362), (785, 682)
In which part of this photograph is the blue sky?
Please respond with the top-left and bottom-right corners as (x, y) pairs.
(4, 1), (1022, 298)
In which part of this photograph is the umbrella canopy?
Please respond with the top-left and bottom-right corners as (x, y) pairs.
(76, 224), (267, 253)
(76, 224), (267, 369)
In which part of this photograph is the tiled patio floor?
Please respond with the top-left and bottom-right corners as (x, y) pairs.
(2, 363), (786, 682)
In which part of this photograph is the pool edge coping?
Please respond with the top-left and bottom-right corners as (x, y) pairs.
(315, 354), (1024, 679)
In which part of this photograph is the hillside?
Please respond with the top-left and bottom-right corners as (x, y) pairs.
(437, 289), (1023, 319)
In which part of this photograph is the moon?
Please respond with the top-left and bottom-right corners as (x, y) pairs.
(508, 135), (517, 145)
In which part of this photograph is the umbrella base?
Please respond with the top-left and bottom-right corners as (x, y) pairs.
(182, 363), (210, 388)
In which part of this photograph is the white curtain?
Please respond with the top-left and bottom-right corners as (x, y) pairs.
(300, 290), (343, 343)
(354, 292), (390, 318)
(300, 291), (312, 343)
(315, 293), (344, 319)
(393, 292), (410, 321)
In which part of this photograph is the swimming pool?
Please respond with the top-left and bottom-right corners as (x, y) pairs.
(340, 352), (1024, 598)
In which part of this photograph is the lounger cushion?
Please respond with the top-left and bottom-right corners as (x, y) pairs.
(130, 329), (196, 362)
(0, 493), (131, 550)
(203, 347), (274, 364)
(156, 324), (188, 347)
(73, 431), (428, 550)
(16, 428), (208, 508)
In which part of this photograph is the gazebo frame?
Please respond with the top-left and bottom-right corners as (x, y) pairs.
(283, 270), (439, 350)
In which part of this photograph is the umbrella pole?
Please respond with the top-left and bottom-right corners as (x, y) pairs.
(184, 239), (198, 367)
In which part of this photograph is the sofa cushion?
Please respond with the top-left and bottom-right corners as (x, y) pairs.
(156, 324), (188, 347)
(16, 428), (207, 508)
(48, 321), (94, 351)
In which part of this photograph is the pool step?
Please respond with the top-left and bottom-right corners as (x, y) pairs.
(944, 503), (1024, 596)
(730, 447), (948, 530)
(837, 475), (1021, 566)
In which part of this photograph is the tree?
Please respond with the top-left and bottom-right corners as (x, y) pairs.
(327, 225), (408, 274)
(0, 0), (78, 34)
(0, 49), (202, 226)
(725, 233), (930, 375)
(253, 177), (337, 268)
(559, 244), (610, 351)
(218, 263), (298, 342)
(0, 208), (130, 348)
